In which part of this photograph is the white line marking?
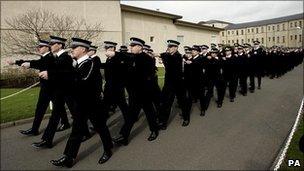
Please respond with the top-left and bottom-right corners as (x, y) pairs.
(0, 82), (40, 100)
(274, 97), (304, 170)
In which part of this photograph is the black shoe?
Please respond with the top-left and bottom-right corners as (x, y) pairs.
(230, 98), (234, 102)
(200, 110), (205, 116)
(147, 131), (159, 141)
(32, 140), (53, 149)
(258, 86), (261, 89)
(112, 135), (128, 146)
(19, 128), (38, 136)
(98, 151), (112, 164)
(217, 103), (222, 108)
(50, 155), (74, 168)
(249, 89), (254, 93)
(56, 123), (70, 132)
(158, 122), (167, 130)
(182, 120), (190, 127)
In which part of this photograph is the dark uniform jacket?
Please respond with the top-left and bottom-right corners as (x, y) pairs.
(160, 51), (184, 84)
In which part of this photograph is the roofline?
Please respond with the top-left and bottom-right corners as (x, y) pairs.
(120, 4), (183, 20)
(173, 20), (224, 32)
(225, 13), (303, 29)
(205, 20), (233, 24)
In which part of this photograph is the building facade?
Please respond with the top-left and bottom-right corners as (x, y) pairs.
(213, 13), (303, 48)
(1, 1), (223, 65)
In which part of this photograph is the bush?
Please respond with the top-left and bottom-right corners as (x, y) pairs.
(0, 68), (40, 88)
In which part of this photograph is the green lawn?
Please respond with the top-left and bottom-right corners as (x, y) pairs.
(0, 87), (45, 123)
(157, 67), (165, 88)
(279, 118), (304, 170)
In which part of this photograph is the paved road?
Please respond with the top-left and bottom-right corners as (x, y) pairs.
(1, 64), (303, 170)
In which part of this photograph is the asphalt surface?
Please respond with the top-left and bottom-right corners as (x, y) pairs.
(1, 64), (303, 170)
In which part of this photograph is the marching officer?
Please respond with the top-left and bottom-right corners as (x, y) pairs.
(8, 40), (69, 136)
(222, 46), (238, 102)
(157, 40), (192, 128)
(204, 47), (226, 109)
(51, 38), (113, 168)
(237, 45), (249, 96)
(101, 41), (129, 121)
(245, 43), (256, 93)
(251, 40), (265, 90)
(113, 37), (159, 145)
(32, 36), (74, 149)
(198, 45), (210, 116)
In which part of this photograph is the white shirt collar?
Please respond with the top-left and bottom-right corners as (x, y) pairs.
(56, 49), (65, 57)
(42, 51), (50, 57)
(77, 54), (89, 64)
(91, 54), (97, 58)
(226, 54), (232, 58)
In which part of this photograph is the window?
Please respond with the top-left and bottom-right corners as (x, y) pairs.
(277, 25), (280, 31)
(251, 28), (254, 32)
(228, 31), (230, 35)
(283, 24), (285, 31)
(277, 36), (279, 43)
(150, 36), (155, 43)
(248, 29), (250, 33)
(241, 39), (244, 44)
(261, 27), (264, 33)
(256, 28), (259, 33)
(290, 22), (293, 28)
(290, 35), (293, 40)
(252, 38), (254, 42)
(256, 38), (259, 41)
(300, 34), (302, 42)
(268, 26), (270, 31)
(248, 39), (250, 42)
(273, 26), (275, 31)
(222, 40), (225, 43)
(299, 21), (302, 28)
(212, 24), (214, 27)
(232, 30), (234, 34)
(232, 40), (234, 43)
(273, 37), (275, 42)
(236, 30), (238, 35)
(222, 32), (225, 36)
(269, 37), (271, 41)
(177, 35), (184, 43)
(241, 30), (244, 35)
(295, 22), (297, 27)
(237, 39), (239, 43)
(261, 38), (264, 44)
(295, 35), (297, 40)
(228, 40), (230, 44)
(282, 36), (285, 43)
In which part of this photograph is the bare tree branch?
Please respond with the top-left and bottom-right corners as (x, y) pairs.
(2, 9), (103, 57)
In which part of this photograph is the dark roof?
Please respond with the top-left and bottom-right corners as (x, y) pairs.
(174, 20), (224, 32)
(204, 20), (233, 24)
(225, 13), (303, 29)
(121, 4), (182, 20)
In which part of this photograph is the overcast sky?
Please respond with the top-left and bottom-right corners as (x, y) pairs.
(120, 1), (303, 24)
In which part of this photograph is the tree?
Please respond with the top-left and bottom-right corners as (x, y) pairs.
(2, 9), (103, 56)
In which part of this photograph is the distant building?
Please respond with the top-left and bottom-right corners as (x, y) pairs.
(201, 13), (303, 48)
